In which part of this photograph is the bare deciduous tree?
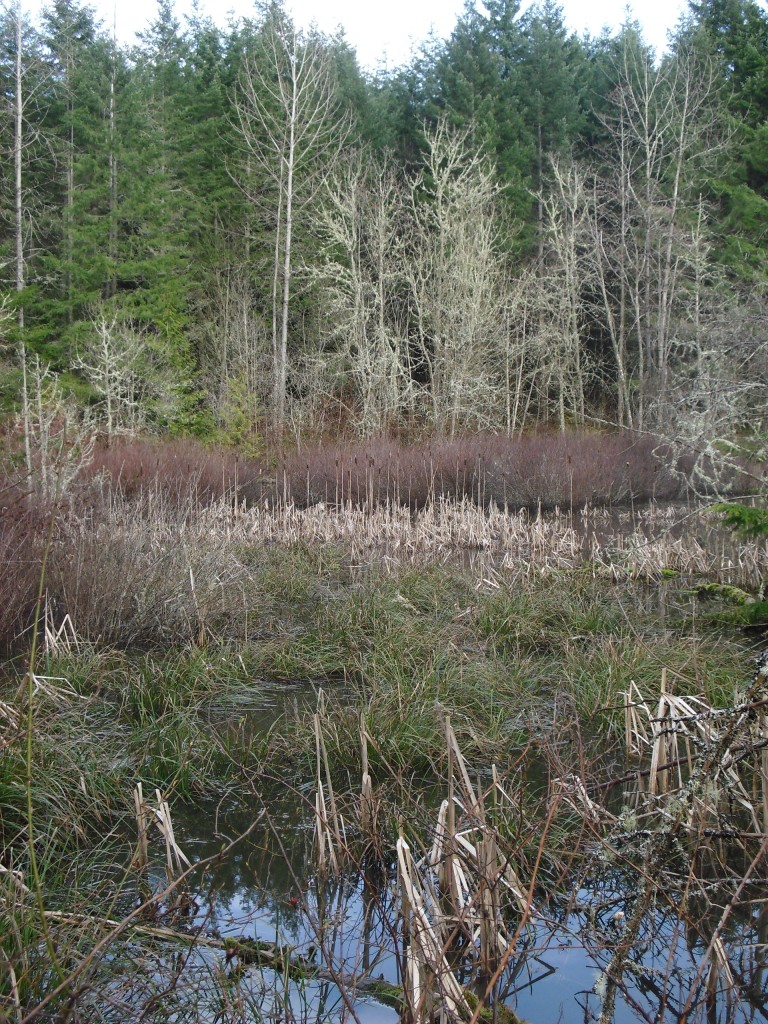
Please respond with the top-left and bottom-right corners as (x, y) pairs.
(19, 356), (94, 500)
(594, 42), (726, 428)
(9, 0), (46, 486)
(199, 265), (271, 448)
(74, 309), (144, 436)
(314, 150), (413, 435)
(535, 156), (593, 430)
(407, 121), (508, 435)
(234, 11), (348, 436)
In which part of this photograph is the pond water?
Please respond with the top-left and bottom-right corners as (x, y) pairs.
(139, 759), (768, 1024)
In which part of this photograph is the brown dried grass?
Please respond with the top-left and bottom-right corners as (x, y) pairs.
(3, 480), (766, 652)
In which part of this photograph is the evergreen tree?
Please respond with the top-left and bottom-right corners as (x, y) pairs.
(684, 0), (768, 277)
(109, 0), (202, 428)
(0, 4), (56, 357)
(432, 0), (530, 215)
(517, 2), (588, 215)
(39, 0), (115, 346)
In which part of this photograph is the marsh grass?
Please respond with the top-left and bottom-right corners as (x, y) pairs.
(3, 471), (766, 656)
(2, 456), (766, 1022)
(1, 489), (758, 843)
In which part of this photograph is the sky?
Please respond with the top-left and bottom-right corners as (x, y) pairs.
(26, 0), (693, 68)
(283, 0), (690, 68)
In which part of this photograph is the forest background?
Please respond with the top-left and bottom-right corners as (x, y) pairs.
(2, 0), (767, 469)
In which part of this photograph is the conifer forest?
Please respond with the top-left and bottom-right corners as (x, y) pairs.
(2, 0), (766, 451)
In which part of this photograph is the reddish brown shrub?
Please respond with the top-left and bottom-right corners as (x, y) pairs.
(80, 437), (271, 512)
(0, 482), (47, 651)
(75, 431), (756, 514)
(268, 432), (700, 510)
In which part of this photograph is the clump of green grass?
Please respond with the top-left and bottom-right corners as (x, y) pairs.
(256, 563), (752, 780)
(475, 576), (630, 659)
(0, 646), (275, 863)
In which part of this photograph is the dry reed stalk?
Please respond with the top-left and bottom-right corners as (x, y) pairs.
(432, 724), (528, 979)
(313, 706), (344, 875)
(43, 606), (80, 656)
(0, 864), (29, 895)
(454, 730), (528, 914)
(626, 675), (763, 828)
(186, 561), (207, 648)
(476, 833), (501, 978)
(132, 783), (149, 879)
(706, 934), (735, 1012)
(648, 693), (671, 797)
(623, 681), (651, 757)
(0, 700), (21, 753)
(405, 943), (425, 1024)
(360, 714), (373, 836)
(439, 722), (530, 943)
(101, 489), (767, 585)
(684, 837), (768, 1021)
(441, 732), (461, 909)
(428, 801), (450, 881)
(490, 764), (511, 809)
(452, 826), (528, 916)
(444, 717), (480, 817)
(0, 948), (22, 1024)
(152, 790), (191, 882)
(27, 673), (84, 706)
(396, 833), (471, 1022)
(313, 784), (338, 876)
(590, 665), (768, 1024)
(553, 773), (615, 826)
(394, 733), (552, 1023)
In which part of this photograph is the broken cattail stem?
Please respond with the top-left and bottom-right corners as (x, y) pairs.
(133, 782), (149, 879)
(360, 714), (373, 835)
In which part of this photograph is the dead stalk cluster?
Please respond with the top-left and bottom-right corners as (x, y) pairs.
(112, 494), (766, 587)
(560, 658), (768, 1024)
(304, 658), (768, 1024)
(310, 700), (534, 1023)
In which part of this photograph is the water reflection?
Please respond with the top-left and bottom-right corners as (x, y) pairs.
(148, 789), (768, 1024)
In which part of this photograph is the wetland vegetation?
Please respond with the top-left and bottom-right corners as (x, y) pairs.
(2, 435), (767, 1023)
(3, 0), (768, 1015)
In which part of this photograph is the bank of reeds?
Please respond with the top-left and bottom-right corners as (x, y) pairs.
(46, 501), (768, 656)
(3, 487), (766, 648)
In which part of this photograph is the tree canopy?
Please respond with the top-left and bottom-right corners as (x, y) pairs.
(0, 0), (766, 445)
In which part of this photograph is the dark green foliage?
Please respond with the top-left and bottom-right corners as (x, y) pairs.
(710, 501), (768, 624)
(0, 0), (765, 438)
(713, 501), (768, 537)
(682, 0), (768, 278)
